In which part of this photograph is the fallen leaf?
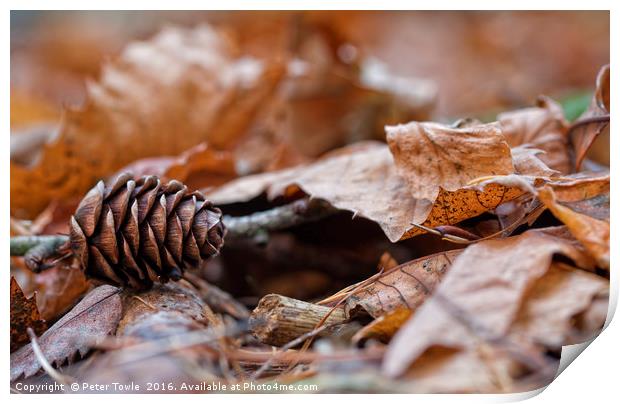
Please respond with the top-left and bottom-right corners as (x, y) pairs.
(545, 174), (609, 220)
(498, 96), (570, 173)
(352, 307), (412, 344)
(539, 185), (609, 269)
(209, 142), (540, 242)
(11, 25), (285, 219)
(77, 281), (224, 387)
(10, 90), (59, 129)
(113, 142), (237, 191)
(10, 277), (47, 352)
(116, 281), (209, 339)
(10, 285), (122, 381)
(510, 145), (560, 178)
(511, 262), (608, 347)
(382, 227), (595, 377)
(346, 250), (462, 318)
(34, 266), (91, 322)
(569, 65), (609, 171)
(403, 347), (518, 393)
(386, 121), (513, 200)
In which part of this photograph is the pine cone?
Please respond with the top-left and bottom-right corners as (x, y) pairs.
(69, 173), (226, 289)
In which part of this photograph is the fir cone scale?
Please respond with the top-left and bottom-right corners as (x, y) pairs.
(69, 173), (226, 289)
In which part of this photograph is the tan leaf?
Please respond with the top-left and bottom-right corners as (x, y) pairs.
(209, 142), (533, 242)
(570, 65), (610, 171)
(403, 347), (517, 393)
(511, 262), (608, 347)
(10, 277), (47, 352)
(346, 250), (461, 318)
(11, 285), (121, 381)
(539, 185), (609, 269)
(386, 121), (513, 200)
(544, 174), (609, 220)
(382, 227), (595, 377)
(352, 307), (412, 344)
(498, 96), (570, 173)
(511, 145), (559, 178)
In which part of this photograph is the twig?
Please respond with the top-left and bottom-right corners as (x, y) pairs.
(251, 323), (335, 380)
(224, 198), (338, 239)
(249, 294), (347, 347)
(10, 199), (339, 271)
(10, 235), (68, 256)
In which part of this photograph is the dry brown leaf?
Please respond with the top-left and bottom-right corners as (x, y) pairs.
(498, 96), (570, 173)
(113, 142), (237, 191)
(352, 307), (412, 344)
(383, 227), (595, 377)
(77, 281), (220, 387)
(570, 65), (610, 171)
(511, 262), (608, 347)
(545, 174), (609, 220)
(346, 249), (462, 318)
(10, 90), (60, 129)
(403, 347), (517, 393)
(116, 281), (209, 339)
(11, 25), (285, 219)
(34, 266), (91, 322)
(539, 185), (609, 269)
(10, 277), (47, 353)
(10, 285), (122, 381)
(210, 142), (537, 241)
(386, 121), (513, 200)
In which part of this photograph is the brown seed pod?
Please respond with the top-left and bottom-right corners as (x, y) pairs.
(69, 173), (226, 289)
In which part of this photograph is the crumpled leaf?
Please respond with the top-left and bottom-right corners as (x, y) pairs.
(386, 121), (513, 200)
(403, 347), (517, 393)
(209, 141), (544, 241)
(10, 285), (122, 381)
(570, 65), (609, 171)
(10, 277), (47, 352)
(539, 182), (609, 269)
(77, 281), (219, 387)
(11, 25), (284, 219)
(382, 227), (595, 377)
(346, 249), (462, 318)
(498, 96), (570, 173)
(510, 145), (559, 178)
(352, 307), (412, 344)
(511, 262), (608, 347)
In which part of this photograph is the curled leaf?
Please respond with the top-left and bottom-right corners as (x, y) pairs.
(383, 227), (595, 377)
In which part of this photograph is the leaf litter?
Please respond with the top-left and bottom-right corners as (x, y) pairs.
(9, 13), (610, 394)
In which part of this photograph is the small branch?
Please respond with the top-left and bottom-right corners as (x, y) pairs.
(224, 198), (338, 239)
(9, 199), (339, 271)
(11, 235), (69, 272)
(249, 294), (347, 347)
(10, 235), (68, 256)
